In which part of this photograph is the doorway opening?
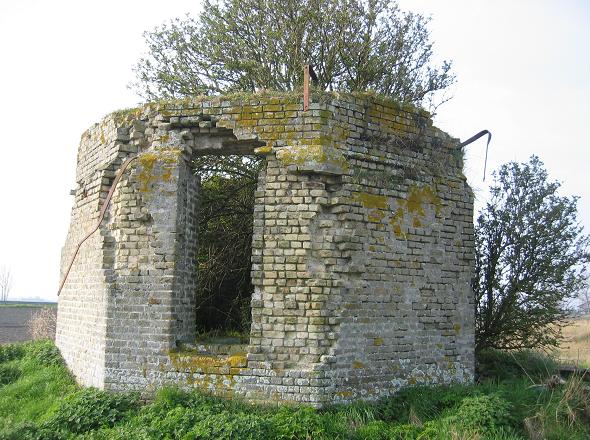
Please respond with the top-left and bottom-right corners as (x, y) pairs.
(193, 154), (263, 342)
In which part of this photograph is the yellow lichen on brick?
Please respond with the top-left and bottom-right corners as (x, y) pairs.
(373, 338), (383, 346)
(168, 350), (246, 393)
(137, 150), (181, 193)
(111, 107), (143, 126)
(158, 133), (170, 144)
(352, 361), (364, 369)
(137, 153), (158, 193)
(405, 185), (441, 217)
(390, 205), (407, 238)
(368, 210), (385, 222)
(254, 144), (273, 155)
(161, 166), (173, 182)
(228, 353), (248, 368)
(389, 185), (440, 237)
(354, 192), (388, 210)
(276, 144), (348, 170)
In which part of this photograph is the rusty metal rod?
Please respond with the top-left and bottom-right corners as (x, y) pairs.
(57, 155), (138, 296)
(303, 64), (310, 111)
(303, 64), (318, 112)
(457, 130), (492, 181)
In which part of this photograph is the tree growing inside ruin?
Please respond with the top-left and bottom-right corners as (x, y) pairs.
(474, 156), (589, 352)
(131, 0), (454, 110)
(0, 266), (12, 303)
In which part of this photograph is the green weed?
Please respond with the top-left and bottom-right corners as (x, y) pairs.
(1, 342), (589, 440)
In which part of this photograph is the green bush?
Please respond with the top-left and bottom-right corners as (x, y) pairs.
(447, 394), (512, 434)
(0, 421), (69, 440)
(1, 341), (588, 440)
(148, 386), (195, 412)
(476, 378), (543, 432)
(271, 406), (348, 440)
(182, 411), (273, 440)
(388, 423), (423, 440)
(143, 406), (213, 439)
(42, 388), (139, 434)
(76, 425), (152, 440)
(375, 385), (473, 423)
(0, 365), (20, 386)
(0, 344), (25, 363)
(353, 420), (412, 440)
(137, 387), (227, 426)
(0, 422), (46, 440)
(23, 340), (64, 367)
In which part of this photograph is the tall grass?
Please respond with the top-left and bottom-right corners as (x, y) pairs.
(0, 341), (76, 432)
(552, 316), (590, 368)
(1, 341), (589, 439)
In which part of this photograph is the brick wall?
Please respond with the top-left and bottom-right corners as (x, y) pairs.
(57, 92), (474, 405)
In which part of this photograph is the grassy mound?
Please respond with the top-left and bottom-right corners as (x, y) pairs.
(1, 341), (589, 439)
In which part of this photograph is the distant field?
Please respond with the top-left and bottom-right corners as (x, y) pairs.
(0, 301), (57, 308)
(554, 316), (590, 367)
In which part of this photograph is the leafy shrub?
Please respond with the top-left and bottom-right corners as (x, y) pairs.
(0, 365), (20, 386)
(387, 423), (423, 440)
(137, 387), (227, 426)
(0, 422), (43, 440)
(76, 425), (152, 440)
(0, 422), (65, 440)
(42, 388), (139, 434)
(23, 340), (63, 367)
(145, 406), (222, 439)
(353, 421), (440, 440)
(447, 394), (512, 434)
(152, 386), (194, 409)
(271, 406), (347, 440)
(182, 411), (273, 440)
(375, 385), (473, 423)
(0, 344), (24, 363)
(353, 420), (410, 440)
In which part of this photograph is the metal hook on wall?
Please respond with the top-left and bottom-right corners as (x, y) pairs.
(457, 130), (492, 181)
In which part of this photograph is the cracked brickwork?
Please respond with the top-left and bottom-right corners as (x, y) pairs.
(57, 92), (475, 405)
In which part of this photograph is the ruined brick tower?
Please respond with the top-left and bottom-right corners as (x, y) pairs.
(56, 92), (475, 405)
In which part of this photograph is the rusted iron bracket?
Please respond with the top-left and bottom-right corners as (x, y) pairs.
(457, 130), (492, 181)
(303, 65), (310, 111)
(57, 155), (138, 296)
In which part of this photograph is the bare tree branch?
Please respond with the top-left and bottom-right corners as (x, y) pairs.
(0, 266), (12, 303)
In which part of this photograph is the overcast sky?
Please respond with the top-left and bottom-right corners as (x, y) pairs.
(0, 0), (588, 301)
